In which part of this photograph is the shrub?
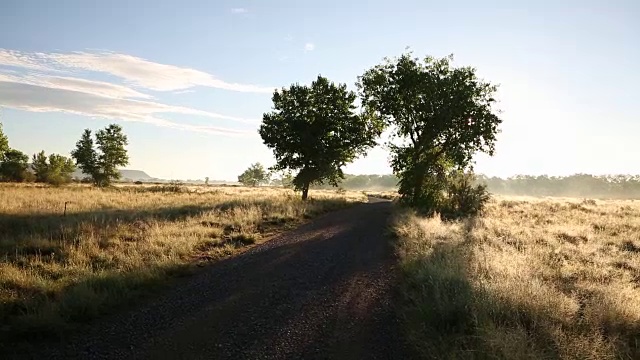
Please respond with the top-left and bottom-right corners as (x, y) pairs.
(31, 151), (75, 186)
(138, 182), (186, 193)
(0, 149), (29, 182)
(21, 170), (36, 183)
(440, 172), (491, 220)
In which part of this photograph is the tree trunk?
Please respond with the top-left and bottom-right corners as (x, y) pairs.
(301, 183), (310, 200)
(411, 150), (425, 204)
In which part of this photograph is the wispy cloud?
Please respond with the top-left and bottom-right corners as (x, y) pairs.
(0, 49), (51, 71)
(0, 79), (255, 136)
(1, 73), (154, 100)
(304, 43), (315, 52)
(230, 8), (248, 14)
(0, 48), (273, 93)
(0, 48), (265, 136)
(173, 89), (196, 95)
(47, 51), (272, 93)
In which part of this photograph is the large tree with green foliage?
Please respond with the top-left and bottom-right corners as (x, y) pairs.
(237, 162), (269, 187)
(357, 52), (501, 212)
(0, 149), (29, 182)
(32, 150), (76, 185)
(259, 75), (384, 200)
(71, 124), (129, 187)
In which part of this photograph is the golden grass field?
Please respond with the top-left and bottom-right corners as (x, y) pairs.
(394, 196), (640, 359)
(0, 183), (366, 343)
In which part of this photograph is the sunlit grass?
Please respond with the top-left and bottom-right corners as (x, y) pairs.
(0, 183), (365, 343)
(394, 196), (640, 359)
(362, 190), (399, 200)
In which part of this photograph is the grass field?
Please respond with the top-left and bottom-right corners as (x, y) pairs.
(0, 183), (365, 343)
(395, 196), (640, 359)
(361, 190), (399, 200)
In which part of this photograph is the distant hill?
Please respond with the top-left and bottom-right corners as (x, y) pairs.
(72, 169), (153, 181)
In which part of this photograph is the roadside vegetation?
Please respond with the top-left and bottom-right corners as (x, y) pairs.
(0, 183), (365, 344)
(394, 196), (640, 359)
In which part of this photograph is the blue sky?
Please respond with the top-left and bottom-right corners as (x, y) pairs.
(0, 0), (638, 180)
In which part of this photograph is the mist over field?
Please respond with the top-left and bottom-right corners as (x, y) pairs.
(311, 173), (640, 199)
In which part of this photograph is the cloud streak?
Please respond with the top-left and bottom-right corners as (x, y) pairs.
(0, 79), (256, 137)
(0, 49), (51, 71)
(304, 43), (315, 52)
(0, 73), (154, 100)
(0, 48), (273, 93)
(0, 47), (269, 137)
(48, 52), (273, 93)
(230, 8), (248, 14)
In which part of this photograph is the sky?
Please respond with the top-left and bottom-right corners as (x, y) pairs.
(0, 0), (638, 181)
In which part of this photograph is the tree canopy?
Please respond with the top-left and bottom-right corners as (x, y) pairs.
(0, 149), (29, 182)
(358, 52), (501, 212)
(32, 150), (76, 185)
(259, 75), (384, 199)
(237, 162), (269, 187)
(32, 151), (49, 182)
(71, 124), (129, 187)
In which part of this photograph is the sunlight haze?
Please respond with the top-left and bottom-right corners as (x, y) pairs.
(0, 0), (638, 180)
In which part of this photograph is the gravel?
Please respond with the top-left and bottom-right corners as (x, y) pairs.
(10, 199), (408, 360)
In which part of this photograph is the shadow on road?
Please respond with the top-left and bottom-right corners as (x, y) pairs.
(17, 202), (406, 360)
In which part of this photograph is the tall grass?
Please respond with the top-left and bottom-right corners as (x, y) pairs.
(0, 183), (365, 344)
(394, 196), (640, 359)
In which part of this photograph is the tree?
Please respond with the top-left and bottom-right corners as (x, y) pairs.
(0, 122), (8, 162)
(269, 170), (294, 188)
(259, 75), (384, 200)
(237, 162), (269, 187)
(71, 124), (129, 187)
(0, 149), (29, 182)
(357, 52), (502, 212)
(47, 153), (76, 185)
(32, 150), (49, 182)
(71, 129), (98, 182)
(33, 150), (76, 185)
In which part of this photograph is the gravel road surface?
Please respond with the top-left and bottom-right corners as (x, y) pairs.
(13, 198), (407, 360)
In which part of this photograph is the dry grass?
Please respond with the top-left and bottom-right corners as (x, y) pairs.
(394, 196), (640, 359)
(0, 183), (365, 343)
(362, 190), (399, 200)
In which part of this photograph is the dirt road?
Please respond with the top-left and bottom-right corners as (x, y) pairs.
(18, 199), (407, 359)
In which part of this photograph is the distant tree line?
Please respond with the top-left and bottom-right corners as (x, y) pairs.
(310, 174), (399, 190)
(477, 174), (640, 199)
(0, 121), (74, 184)
(0, 121), (128, 186)
(304, 173), (640, 199)
(236, 165), (400, 190)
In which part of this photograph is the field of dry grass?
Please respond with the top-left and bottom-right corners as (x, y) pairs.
(395, 196), (640, 359)
(362, 190), (399, 200)
(0, 183), (365, 344)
